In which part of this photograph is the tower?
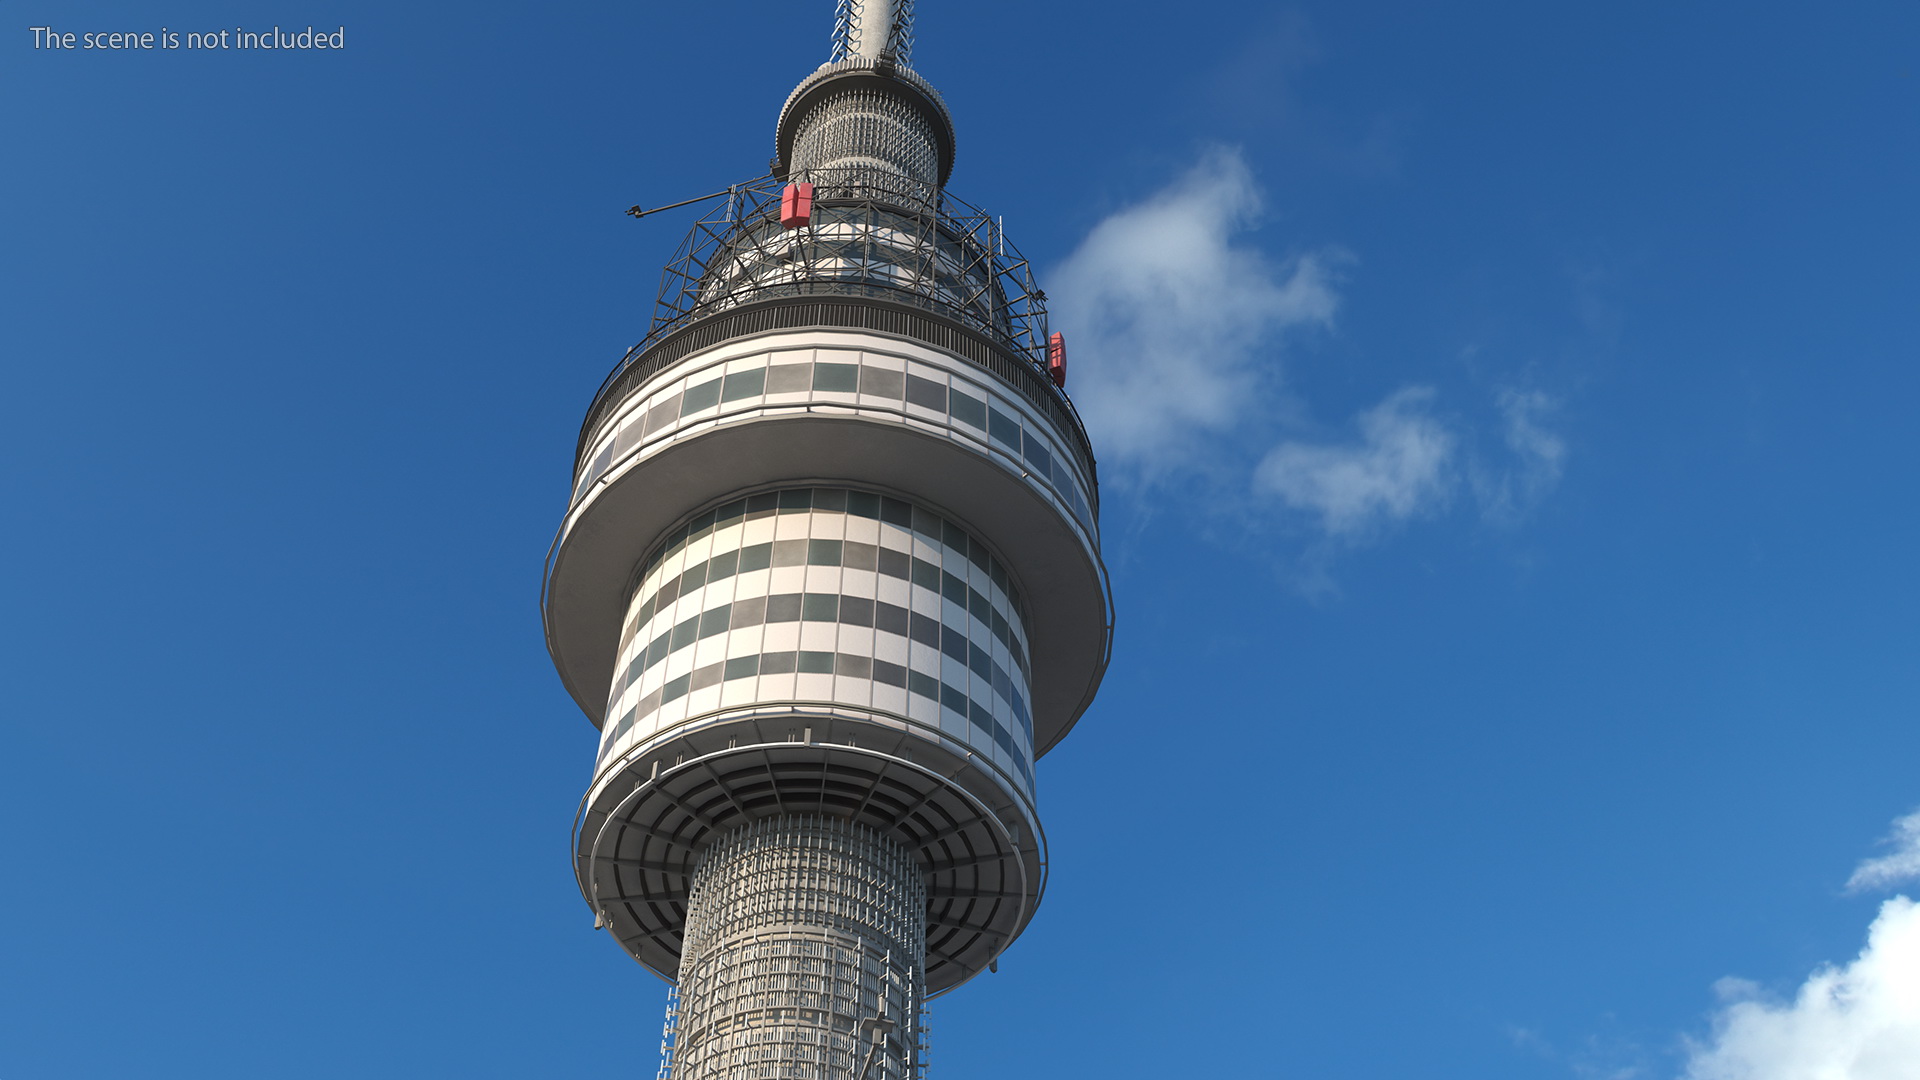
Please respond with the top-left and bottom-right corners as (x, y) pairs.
(542, 3), (1111, 1075)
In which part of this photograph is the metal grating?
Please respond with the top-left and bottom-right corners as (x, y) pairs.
(791, 87), (941, 187)
(671, 816), (925, 1080)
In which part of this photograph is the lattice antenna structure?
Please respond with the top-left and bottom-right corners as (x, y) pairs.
(831, 0), (915, 67)
(542, 3), (1110, 1077)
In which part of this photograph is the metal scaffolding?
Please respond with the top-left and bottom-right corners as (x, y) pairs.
(628, 169), (1049, 375)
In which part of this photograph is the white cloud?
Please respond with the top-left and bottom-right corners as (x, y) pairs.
(1681, 897), (1920, 1080)
(1050, 147), (1338, 471)
(1050, 148), (1566, 553)
(1848, 811), (1920, 895)
(1474, 387), (1567, 525)
(1253, 386), (1455, 537)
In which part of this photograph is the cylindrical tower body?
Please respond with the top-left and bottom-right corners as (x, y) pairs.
(543, 4), (1110, 1075)
(676, 817), (924, 1080)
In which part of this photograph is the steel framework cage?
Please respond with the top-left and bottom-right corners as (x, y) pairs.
(602, 172), (1052, 411)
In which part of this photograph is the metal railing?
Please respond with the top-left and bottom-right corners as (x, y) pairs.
(579, 171), (1091, 483)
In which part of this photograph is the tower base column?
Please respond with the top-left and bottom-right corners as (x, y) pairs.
(674, 815), (926, 1080)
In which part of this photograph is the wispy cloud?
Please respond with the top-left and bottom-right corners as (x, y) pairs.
(1474, 388), (1567, 526)
(1050, 147), (1337, 473)
(1848, 809), (1920, 895)
(1254, 387), (1455, 537)
(1681, 897), (1920, 1080)
(1052, 147), (1567, 556)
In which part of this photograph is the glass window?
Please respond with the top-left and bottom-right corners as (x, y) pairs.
(905, 373), (947, 412)
(877, 548), (911, 580)
(909, 612), (940, 647)
(721, 368), (766, 402)
(910, 507), (941, 539)
(760, 650), (798, 675)
(662, 673), (692, 703)
(813, 362), (859, 392)
(771, 539), (807, 567)
(941, 520), (968, 552)
(873, 658), (908, 687)
(807, 539), (843, 566)
(911, 558), (939, 591)
(970, 699), (995, 738)
(777, 489), (813, 511)
(990, 609), (1010, 650)
(670, 616), (700, 650)
(837, 653), (872, 679)
(766, 594), (802, 622)
(801, 593), (840, 622)
(813, 488), (847, 512)
(699, 604), (732, 638)
(724, 655), (760, 681)
(798, 650), (836, 674)
(861, 367), (904, 399)
(969, 542), (991, 574)
(988, 406), (1021, 450)
(746, 491), (779, 515)
(940, 682), (969, 716)
(941, 625), (968, 663)
(708, 549), (739, 580)
(880, 497), (913, 527)
(908, 670), (940, 701)
(715, 498), (747, 525)
(644, 392), (682, 436)
(969, 642), (992, 680)
(874, 601), (910, 636)
(941, 570), (967, 605)
(646, 631), (671, 668)
(1023, 432), (1053, 473)
(766, 363), (811, 393)
(969, 587), (991, 623)
(992, 719), (1015, 757)
(739, 542), (773, 572)
(690, 663), (723, 692)
(613, 707), (636, 738)
(839, 595), (874, 626)
(949, 388), (987, 429)
(842, 541), (878, 571)
(848, 491), (881, 518)
(731, 595), (767, 628)
(682, 377), (722, 414)
(680, 562), (708, 592)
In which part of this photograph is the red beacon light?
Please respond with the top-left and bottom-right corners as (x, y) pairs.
(779, 182), (815, 229)
(1047, 332), (1067, 388)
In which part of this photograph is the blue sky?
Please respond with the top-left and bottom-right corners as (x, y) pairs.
(5, 2), (1918, 1077)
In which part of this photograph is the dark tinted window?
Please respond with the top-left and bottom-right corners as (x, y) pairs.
(905, 373), (947, 411)
(682, 377), (722, 414)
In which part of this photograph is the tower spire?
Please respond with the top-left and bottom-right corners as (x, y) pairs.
(833, 0), (914, 66)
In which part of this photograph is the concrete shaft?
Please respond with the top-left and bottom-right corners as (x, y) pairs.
(674, 816), (926, 1080)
